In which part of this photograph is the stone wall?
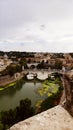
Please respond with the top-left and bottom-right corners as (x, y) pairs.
(9, 106), (73, 130)
(63, 73), (73, 116)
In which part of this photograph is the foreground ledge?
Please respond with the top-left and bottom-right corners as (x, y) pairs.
(9, 105), (73, 130)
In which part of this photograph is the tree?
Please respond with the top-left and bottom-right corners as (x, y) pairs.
(1, 98), (35, 129)
(19, 99), (34, 120)
(19, 59), (28, 69)
(3, 64), (22, 76)
(27, 58), (31, 63)
(37, 60), (44, 69)
(55, 59), (62, 70)
(0, 123), (4, 130)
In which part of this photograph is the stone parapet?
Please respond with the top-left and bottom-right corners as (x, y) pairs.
(10, 105), (73, 130)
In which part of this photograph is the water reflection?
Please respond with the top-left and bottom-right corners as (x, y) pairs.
(0, 80), (43, 112)
(0, 80), (24, 98)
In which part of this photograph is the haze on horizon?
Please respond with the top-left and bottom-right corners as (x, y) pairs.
(0, 0), (73, 52)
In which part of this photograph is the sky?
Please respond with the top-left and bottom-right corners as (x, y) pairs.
(0, 0), (73, 52)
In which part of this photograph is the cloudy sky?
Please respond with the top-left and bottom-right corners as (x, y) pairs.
(0, 0), (73, 52)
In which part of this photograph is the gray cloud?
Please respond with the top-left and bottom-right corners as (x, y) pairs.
(0, 0), (73, 52)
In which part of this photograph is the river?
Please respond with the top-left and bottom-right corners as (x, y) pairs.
(0, 80), (45, 112)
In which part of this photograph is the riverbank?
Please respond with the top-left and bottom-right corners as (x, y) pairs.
(0, 71), (49, 91)
(0, 81), (16, 91)
(0, 70), (62, 91)
(0, 74), (24, 91)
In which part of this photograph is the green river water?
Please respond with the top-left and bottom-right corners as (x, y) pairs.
(0, 81), (45, 112)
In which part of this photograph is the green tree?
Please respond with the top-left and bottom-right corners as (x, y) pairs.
(37, 60), (44, 69)
(0, 123), (4, 130)
(1, 98), (35, 129)
(5, 64), (21, 76)
(55, 59), (62, 70)
(19, 59), (28, 69)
